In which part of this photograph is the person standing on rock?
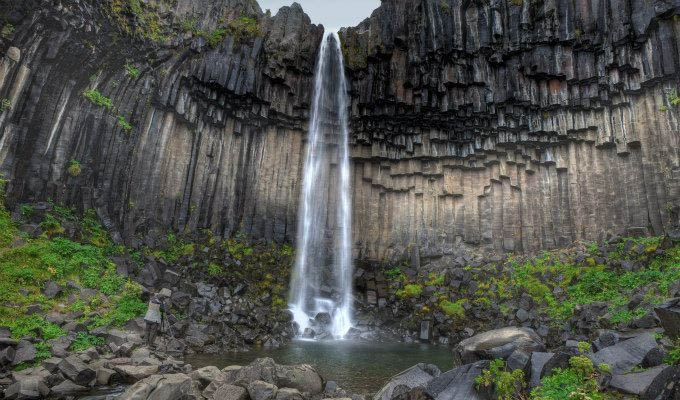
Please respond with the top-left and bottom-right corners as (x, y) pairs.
(144, 288), (171, 349)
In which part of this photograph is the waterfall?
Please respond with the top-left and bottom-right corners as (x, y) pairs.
(288, 31), (353, 339)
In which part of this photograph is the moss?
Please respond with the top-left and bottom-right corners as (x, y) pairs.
(337, 31), (367, 70)
(117, 116), (133, 133)
(396, 284), (423, 299)
(439, 299), (467, 319)
(68, 160), (82, 177)
(83, 89), (114, 111)
(440, 1), (451, 15)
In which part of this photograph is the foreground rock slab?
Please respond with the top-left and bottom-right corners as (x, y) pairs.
(373, 363), (441, 400)
(609, 365), (679, 400)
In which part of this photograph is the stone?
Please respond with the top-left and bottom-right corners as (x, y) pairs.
(50, 379), (88, 396)
(12, 340), (37, 367)
(374, 363), (441, 400)
(7, 47), (20, 62)
(42, 280), (61, 299)
(314, 312), (331, 325)
(593, 331), (620, 351)
(117, 373), (194, 400)
(423, 361), (489, 400)
(0, 346), (16, 365)
(516, 308), (530, 322)
(529, 352), (554, 388)
(590, 333), (660, 374)
(275, 388), (304, 400)
(211, 383), (248, 400)
(609, 365), (680, 400)
(655, 298), (680, 339)
(190, 365), (225, 389)
(114, 364), (160, 382)
(247, 380), (278, 400)
(97, 367), (117, 385)
(541, 347), (580, 377)
(454, 327), (545, 364)
(275, 364), (323, 394)
(233, 358), (277, 385)
(507, 349), (530, 372)
(41, 357), (62, 373)
(420, 319), (432, 341)
(58, 355), (96, 385)
(3, 377), (49, 399)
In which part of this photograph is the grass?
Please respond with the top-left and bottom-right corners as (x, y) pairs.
(117, 116), (133, 133)
(83, 89), (113, 111)
(70, 332), (105, 352)
(68, 160), (81, 177)
(1, 98), (10, 112)
(475, 359), (526, 400)
(439, 299), (466, 319)
(396, 284), (423, 299)
(125, 63), (140, 78)
(665, 339), (680, 365)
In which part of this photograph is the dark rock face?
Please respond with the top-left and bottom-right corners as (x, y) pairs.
(0, 0), (676, 265)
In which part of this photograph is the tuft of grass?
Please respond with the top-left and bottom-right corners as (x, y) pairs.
(125, 63), (140, 78)
(1, 98), (11, 112)
(439, 299), (467, 319)
(117, 116), (133, 133)
(396, 283), (423, 299)
(665, 339), (680, 365)
(531, 355), (606, 400)
(70, 332), (105, 352)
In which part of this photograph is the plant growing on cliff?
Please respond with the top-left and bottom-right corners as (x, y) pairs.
(226, 15), (261, 45)
(1, 98), (11, 112)
(70, 332), (105, 352)
(396, 283), (423, 298)
(476, 359), (526, 400)
(338, 32), (368, 70)
(664, 339), (680, 365)
(68, 160), (82, 177)
(117, 115), (133, 133)
(668, 89), (680, 107)
(125, 63), (140, 78)
(1, 23), (14, 38)
(84, 89), (113, 111)
(439, 298), (467, 319)
(440, 1), (451, 15)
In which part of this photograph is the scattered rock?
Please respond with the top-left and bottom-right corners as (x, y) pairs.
(275, 364), (323, 394)
(50, 379), (88, 396)
(211, 383), (248, 400)
(58, 355), (96, 385)
(374, 363), (441, 400)
(590, 333), (659, 374)
(247, 380), (278, 400)
(609, 365), (680, 400)
(423, 361), (488, 400)
(3, 377), (50, 399)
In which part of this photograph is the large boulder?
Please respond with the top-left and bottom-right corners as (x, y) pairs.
(11, 341), (36, 366)
(422, 361), (489, 400)
(609, 365), (680, 400)
(233, 358), (277, 386)
(49, 380), (87, 396)
(58, 355), (95, 385)
(3, 377), (50, 399)
(275, 364), (323, 394)
(454, 327), (545, 364)
(114, 364), (161, 382)
(117, 373), (196, 400)
(655, 298), (680, 339)
(589, 333), (659, 374)
(190, 365), (225, 390)
(275, 387), (304, 400)
(374, 363), (441, 400)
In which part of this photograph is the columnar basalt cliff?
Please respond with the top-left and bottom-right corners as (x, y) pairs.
(0, 0), (678, 265)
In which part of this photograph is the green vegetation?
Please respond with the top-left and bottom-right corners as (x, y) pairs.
(509, 0), (523, 6)
(183, 14), (261, 48)
(1, 23), (14, 38)
(68, 160), (82, 177)
(439, 299), (466, 319)
(207, 262), (222, 276)
(125, 63), (140, 78)
(19, 203), (34, 217)
(0, 184), (145, 370)
(531, 355), (607, 400)
(475, 359), (526, 400)
(109, 0), (167, 42)
(665, 338), (680, 365)
(117, 115), (133, 133)
(226, 16), (261, 45)
(385, 266), (406, 280)
(145, 232), (195, 263)
(70, 332), (105, 352)
(396, 283), (423, 298)
(440, 1), (451, 15)
(1, 98), (11, 112)
(668, 89), (680, 107)
(84, 89), (114, 110)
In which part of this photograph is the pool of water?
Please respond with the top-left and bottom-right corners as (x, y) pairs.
(186, 340), (453, 396)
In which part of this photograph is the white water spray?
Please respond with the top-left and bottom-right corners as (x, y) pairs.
(288, 31), (353, 339)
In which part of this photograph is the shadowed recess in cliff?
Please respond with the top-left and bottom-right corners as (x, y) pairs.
(289, 31), (353, 339)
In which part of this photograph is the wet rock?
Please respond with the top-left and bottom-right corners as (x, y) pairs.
(454, 327), (545, 364)
(314, 313), (331, 325)
(50, 379), (87, 396)
(374, 363), (441, 400)
(233, 358), (277, 386)
(420, 320), (432, 342)
(117, 373), (194, 400)
(97, 367), (117, 385)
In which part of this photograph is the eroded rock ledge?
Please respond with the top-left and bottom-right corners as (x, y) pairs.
(0, 0), (678, 264)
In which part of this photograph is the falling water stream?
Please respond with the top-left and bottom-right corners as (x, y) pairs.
(288, 31), (353, 338)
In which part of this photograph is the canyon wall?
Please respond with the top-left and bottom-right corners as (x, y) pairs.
(0, 0), (678, 263)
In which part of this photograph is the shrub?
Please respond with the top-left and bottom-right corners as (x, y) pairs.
(669, 89), (680, 107)
(475, 359), (526, 400)
(439, 299), (467, 319)
(41, 213), (64, 236)
(83, 89), (114, 110)
(207, 263), (222, 276)
(396, 283), (423, 298)
(531, 355), (605, 400)
(68, 160), (82, 177)
(226, 15), (261, 45)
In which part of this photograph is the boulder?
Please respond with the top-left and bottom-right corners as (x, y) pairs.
(506, 349), (530, 373)
(655, 298), (680, 339)
(97, 367), (117, 385)
(11, 341), (36, 366)
(589, 333), (659, 374)
(47, 335), (74, 357)
(314, 312), (331, 325)
(540, 346), (580, 377)
(609, 365), (679, 400)
(454, 327), (545, 364)
(0, 345), (15, 365)
(211, 384), (248, 400)
(374, 363), (441, 400)
(114, 364), (160, 382)
(58, 355), (95, 385)
(275, 364), (323, 394)
(248, 380), (279, 400)
(3, 377), (50, 400)
(49, 379), (87, 396)
(117, 373), (195, 400)
(42, 280), (61, 299)
(190, 365), (225, 389)
(528, 352), (553, 388)
(233, 358), (277, 385)
(275, 387), (304, 400)
(423, 361), (489, 400)
(41, 357), (62, 373)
